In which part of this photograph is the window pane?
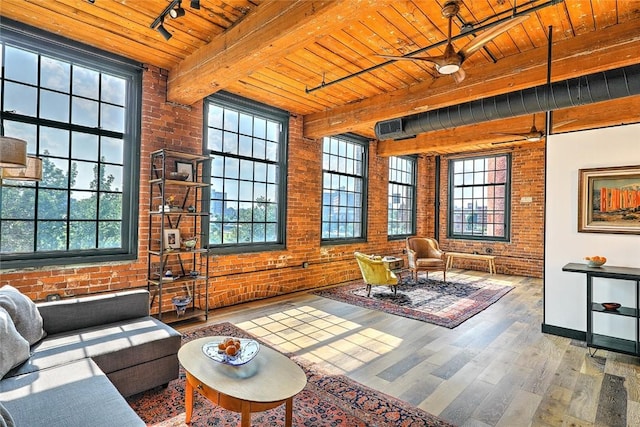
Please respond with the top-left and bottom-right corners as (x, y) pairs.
(72, 97), (99, 127)
(40, 126), (69, 158)
(388, 156), (415, 236)
(73, 66), (99, 99)
(448, 154), (510, 241)
(101, 137), (124, 164)
(70, 221), (97, 250)
(100, 103), (124, 132)
(206, 94), (286, 248)
(38, 189), (67, 219)
(322, 135), (366, 240)
(5, 82), (37, 116)
(0, 33), (137, 267)
(5, 46), (37, 84)
(72, 133), (98, 160)
(72, 160), (97, 190)
(37, 222), (67, 251)
(42, 157), (69, 189)
(70, 191), (97, 219)
(4, 121), (37, 153)
(41, 56), (70, 92)
(101, 74), (126, 105)
(40, 89), (70, 122)
(1, 221), (35, 253)
(99, 221), (121, 248)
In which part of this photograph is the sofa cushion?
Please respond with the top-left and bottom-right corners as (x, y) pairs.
(0, 358), (144, 427)
(6, 316), (181, 378)
(36, 289), (149, 335)
(0, 308), (30, 379)
(0, 285), (46, 345)
(0, 402), (15, 427)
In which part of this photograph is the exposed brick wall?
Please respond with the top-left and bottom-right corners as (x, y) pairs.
(436, 146), (545, 278)
(0, 65), (406, 312)
(0, 65), (543, 311)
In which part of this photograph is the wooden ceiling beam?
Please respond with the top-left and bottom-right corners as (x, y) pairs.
(303, 17), (640, 139)
(167, 0), (380, 105)
(376, 95), (640, 156)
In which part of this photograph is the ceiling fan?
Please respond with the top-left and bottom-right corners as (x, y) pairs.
(491, 114), (545, 144)
(379, 0), (529, 83)
(490, 115), (577, 145)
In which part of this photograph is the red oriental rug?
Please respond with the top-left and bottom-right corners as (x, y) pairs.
(312, 276), (513, 328)
(127, 322), (453, 427)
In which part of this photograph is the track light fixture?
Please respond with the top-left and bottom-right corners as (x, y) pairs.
(150, 0), (181, 41)
(156, 18), (172, 41)
(169, 1), (186, 19)
(151, 0), (202, 41)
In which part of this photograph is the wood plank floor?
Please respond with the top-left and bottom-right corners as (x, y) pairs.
(176, 269), (640, 426)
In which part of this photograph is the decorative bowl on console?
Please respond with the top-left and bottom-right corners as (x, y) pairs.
(585, 256), (606, 267)
(601, 302), (621, 311)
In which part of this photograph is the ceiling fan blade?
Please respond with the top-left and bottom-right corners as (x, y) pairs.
(551, 119), (577, 130)
(458, 15), (530, 60)
(491, 131), (528, 137)
(378, 54), (443, 66)
(491, 137), (527, 145)
(451, 67), (466, 83)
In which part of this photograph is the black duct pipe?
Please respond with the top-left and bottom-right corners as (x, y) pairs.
(374, 63), (640, 140)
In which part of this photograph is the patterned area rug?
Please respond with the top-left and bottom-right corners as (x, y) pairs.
(127, 322), (452, 427)
(312, 276), (513, 328)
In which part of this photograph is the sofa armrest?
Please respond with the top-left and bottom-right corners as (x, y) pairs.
(37, 289), (150, 335)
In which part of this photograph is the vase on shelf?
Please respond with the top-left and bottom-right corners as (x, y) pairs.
(171, 296), (192, 317)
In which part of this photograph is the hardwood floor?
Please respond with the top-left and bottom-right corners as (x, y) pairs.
(176, 269), (640, 426)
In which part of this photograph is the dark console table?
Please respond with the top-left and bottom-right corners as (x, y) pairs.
(563, 263), (640, 356)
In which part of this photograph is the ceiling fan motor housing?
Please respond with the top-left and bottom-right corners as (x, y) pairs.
(442, 1), (461, 18)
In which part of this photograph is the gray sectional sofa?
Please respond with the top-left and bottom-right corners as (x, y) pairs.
(0, 287), (182, 427)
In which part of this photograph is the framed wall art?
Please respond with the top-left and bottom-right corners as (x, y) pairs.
(578, 165), (640, 234)
(175, 161), (194, 182)
(163, 228), (181, 249)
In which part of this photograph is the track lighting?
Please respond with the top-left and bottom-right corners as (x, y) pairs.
(150, 0), (182, 41)
(156, 19), (172, 41)
(190, 0), (200, 9)
(169, 2), (186, 19)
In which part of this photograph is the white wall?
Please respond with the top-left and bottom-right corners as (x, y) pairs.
(545, 123), (640, 332)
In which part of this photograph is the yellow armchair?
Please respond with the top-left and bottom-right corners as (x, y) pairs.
(354, 252), (399, 297)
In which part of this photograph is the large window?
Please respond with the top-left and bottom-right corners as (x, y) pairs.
(205, 92), (288, 250)
(321, 135), (367, 241)
(388, 156), (416, 237)
(448, 154), (510, 241)
(0, 23), (141, 268)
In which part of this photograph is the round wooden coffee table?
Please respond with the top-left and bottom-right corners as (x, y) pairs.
(178, 336), (307, 427)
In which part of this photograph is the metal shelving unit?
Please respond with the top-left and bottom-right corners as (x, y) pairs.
(563, 263), (640, 357)
(147, 149), (210, 323)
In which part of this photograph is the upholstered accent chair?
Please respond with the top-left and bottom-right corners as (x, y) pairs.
(354, 252), (399, 297)
(406, 237), (447, 282)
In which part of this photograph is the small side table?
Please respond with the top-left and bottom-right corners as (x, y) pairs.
(383, 256), (405, 281)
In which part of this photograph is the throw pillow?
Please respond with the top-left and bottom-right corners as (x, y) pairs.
(0, 307), (30, 379)
(0, 401), (16, 427)
(0, 285), (46, 345)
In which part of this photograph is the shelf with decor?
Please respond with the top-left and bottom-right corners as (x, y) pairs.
(563, 262), (640, 357)
(147, 149), (210, 324)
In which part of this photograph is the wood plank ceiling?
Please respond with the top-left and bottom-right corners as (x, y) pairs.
(1, 0), (640, 155)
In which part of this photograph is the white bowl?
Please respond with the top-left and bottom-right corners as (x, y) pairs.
(587, 260), (605, 267)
